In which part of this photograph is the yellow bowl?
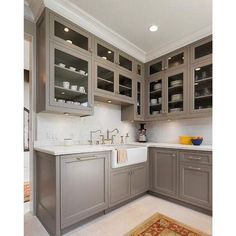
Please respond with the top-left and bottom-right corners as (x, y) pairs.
(179, 136), (193, 145)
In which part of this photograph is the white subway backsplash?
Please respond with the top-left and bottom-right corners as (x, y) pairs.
(36, 102), (136, 145)
(142, 117), (212, 145)
(36, 102), (212, 145)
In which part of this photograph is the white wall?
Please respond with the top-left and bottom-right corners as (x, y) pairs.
(143, 117), (212, 145)
(36, 102), (137, 145)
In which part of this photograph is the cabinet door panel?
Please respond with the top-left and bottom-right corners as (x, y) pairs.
(110, 170), (130, 206)
(61, 154), (108, 228)
(150, 149), (177, 197)
(50, 13), (92, 55)
(179, 163), (212, 209)
(131, 165), (147, 196)
(147, 58), (165, 77)
(118, 73), (134, 100)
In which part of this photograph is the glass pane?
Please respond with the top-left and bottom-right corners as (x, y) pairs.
(119, 55), (132, 71)
(97, 66), (114, 93)
(137, 64), (142, 75)
(137, 82), (141, 115)
(168, 53), (184, 69)
(54, 49), (89, 107)
(149, 80), (162, 115)
(54, 21), (88, 51)
(195, 41), (212, 60)
(168, 73), (184, 113)
(119, 75), (132, 97)
(97, 44), (114, 63)
(194, 64), (212, 110)
(150, 61), (162, 75)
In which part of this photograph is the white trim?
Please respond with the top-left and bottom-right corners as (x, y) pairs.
(44, 0), (146, 62)
(24, 4), (35, 22)
(26, 0), (212, 63)
(146, 25), (212, 62)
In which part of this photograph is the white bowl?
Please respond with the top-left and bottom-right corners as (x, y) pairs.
(150, 99), (158, 105)
(154, 83), (162, 90)
(58, 63), (66, 68)
(69, 66), (76, 71)
(71, 85), (78, 91)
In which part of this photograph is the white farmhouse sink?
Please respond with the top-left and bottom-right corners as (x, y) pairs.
(111, 145), (147, 168)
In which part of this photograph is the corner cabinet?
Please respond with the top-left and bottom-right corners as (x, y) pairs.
(36, 9), (93, 116)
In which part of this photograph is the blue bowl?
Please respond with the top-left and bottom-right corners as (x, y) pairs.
(191, 138), (203, 145)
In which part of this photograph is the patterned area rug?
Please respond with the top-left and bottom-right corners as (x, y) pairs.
(125, 213), (210, 236)
(24, 182), (30, 203)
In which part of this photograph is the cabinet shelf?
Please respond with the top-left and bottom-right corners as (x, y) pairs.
(150, 89), (162, 94)
(55, 64), (88, 81)
(150, 103), (162, 107)
(97, 77), (114, 84)
(168, 99), (183, 104)
(168, 84), (183, 91)
(119, 84), (132, 90)
(195, 77), (212, 84)
(55, 85), (87, 96)
(195, 94), (212, 99)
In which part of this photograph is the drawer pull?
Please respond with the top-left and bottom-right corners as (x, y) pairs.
(186, 156), (202, 160)
(76, 156), (97, 161)
(187, 166), (201, 171)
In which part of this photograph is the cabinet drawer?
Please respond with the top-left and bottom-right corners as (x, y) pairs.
(179, 151), (212, 165)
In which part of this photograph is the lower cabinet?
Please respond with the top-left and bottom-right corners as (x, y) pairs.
(61, 153), (109, 229)
(149, 148), (212, 211)
(110, 162), (148, 207)
(149, 148), (178, 198)
(179, 163), (212, 209)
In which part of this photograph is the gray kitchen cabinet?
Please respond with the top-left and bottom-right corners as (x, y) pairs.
(130, 164), (148, 196)
(36, 151), (109, 236)
(146, 57), (165, 78)
(110, 169), (131, 206)
(94, 60), (135, 104)
(190, 36), (212, 64)
(37, 9), (93, 116)
(121, 77), (144, 121)
(179, 163), (212, 209)
(149, 148), (178, 198)
(189, 59), (212, 115)
(117, 51), (135, 74)
(49, 11), (92, 56)
(61, 153), (109, 228)
(110, 162), (148, 207)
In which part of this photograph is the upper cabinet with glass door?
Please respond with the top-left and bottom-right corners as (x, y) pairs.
(117, 52), (134, 73)
(147, 57), (165, 78)
(49, 12), (92, 55)
(190, 36), (212, 63)
(190, 60), (212, 113)
(50, 43), (92, 114)
(166, 68), (187, 116)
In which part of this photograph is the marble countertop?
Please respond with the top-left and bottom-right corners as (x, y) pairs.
(34, 142), (212, 155)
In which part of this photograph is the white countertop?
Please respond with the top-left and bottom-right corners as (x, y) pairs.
(34, 142), (212, 155)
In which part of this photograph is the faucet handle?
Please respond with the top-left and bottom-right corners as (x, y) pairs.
(111, 135), (116, 144)
(100, 135), (105, 144)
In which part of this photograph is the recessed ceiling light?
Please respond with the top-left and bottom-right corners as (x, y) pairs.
(107, 100), (112, 103)
(195, 67), (201, 71)
(64, 27), (69, 32)
(149, 25), (158, 32)
(66, 39), (72, 44)
(102, 56), (107, 60)
(108, 51), (112, 54)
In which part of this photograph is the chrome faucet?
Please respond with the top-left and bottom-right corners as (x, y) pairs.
(88, 129), (102, 145)
(106, 128), (119, 144)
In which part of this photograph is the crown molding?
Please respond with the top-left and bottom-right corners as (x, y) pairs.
(44, 0), (146, 62)
(25, 0), (212, 64)
(145, 25), (212, 62)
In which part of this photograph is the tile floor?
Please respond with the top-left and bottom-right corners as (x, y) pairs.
(24, 194), (212, 236)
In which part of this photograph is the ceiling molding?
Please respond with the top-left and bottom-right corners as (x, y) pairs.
(44, 0), (146, 62)
(146, 25), (212, 62)
(25, 0), (212, 63)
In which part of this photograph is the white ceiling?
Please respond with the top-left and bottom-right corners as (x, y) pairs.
(25, 0), (212, 62)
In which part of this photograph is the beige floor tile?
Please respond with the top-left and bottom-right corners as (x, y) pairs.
(25, 195), (212, 236)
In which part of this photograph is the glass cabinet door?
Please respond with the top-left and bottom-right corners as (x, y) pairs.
(191, 37), (212, 63)
(148, 78), (164, 116)
(118, 54), (133, 72)
(166, 49), (186, 70)
(52, 45), (90, 109)
(149, 59), (164, 77)
(119, 74), (133, 98)
(136, 80), (143, 117)
(192, 63), (212, 111)
(167, 72), (185, 114)
(51, 14), (91, 53)
(97, 43), (115, 64)
(96, 63), (115, 94)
